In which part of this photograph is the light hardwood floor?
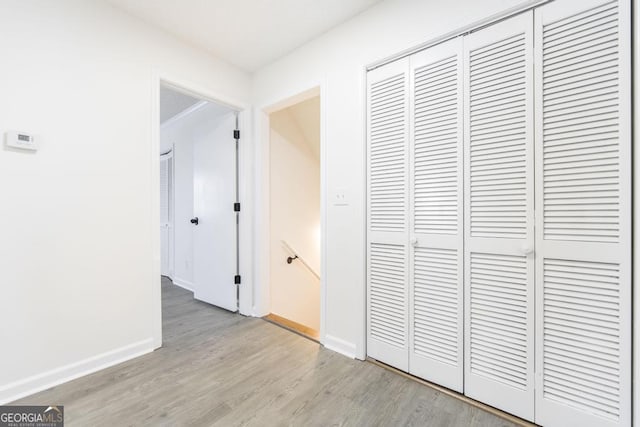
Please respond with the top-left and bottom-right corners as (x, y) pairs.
(14, 278), (522, 426)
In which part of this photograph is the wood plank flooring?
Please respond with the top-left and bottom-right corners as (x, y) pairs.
(13, 277), (522, 426)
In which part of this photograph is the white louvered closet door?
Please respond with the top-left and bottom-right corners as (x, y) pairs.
(160, 155), (171, 277)
(160, 157), (170, 226)
(462, 12), (535, 421)
(366, 58), (410, 371)
(533, 1), (631, 426)
(408, 38), (464, 392)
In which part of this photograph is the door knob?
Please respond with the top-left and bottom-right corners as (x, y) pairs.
(190, 217), (199, 225)
(410, 237), (418, 247)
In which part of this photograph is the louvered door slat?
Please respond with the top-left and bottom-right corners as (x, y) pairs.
(463, 12), (535, 422)
(540, 1), (621, 243)
(369, 70), (406, 233)
(367, 58), (410, 372)
(534, 1), (631, 426)
(160, 157), (170, 225)
(408, 37), (464, 392)
(160, 155), (171, 277)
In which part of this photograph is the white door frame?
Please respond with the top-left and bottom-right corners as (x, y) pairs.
(254, 83), (327, 343)
(632, 0), (639, 423)
(150, 70), (253, 348)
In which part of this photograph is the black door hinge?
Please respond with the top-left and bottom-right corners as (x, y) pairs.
(234, 275), (241, 285)
(233, 129), (240, 140)
(234, 202), (241, 212)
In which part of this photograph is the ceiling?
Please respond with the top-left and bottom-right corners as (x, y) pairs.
(160, 86), (235, 153)
(160, 86), (201, 124)
(106, 0), (383, 71)
(286, 96), (320, 160)
(270, 95), (320, 160)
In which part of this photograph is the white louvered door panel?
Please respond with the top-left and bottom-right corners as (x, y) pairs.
(408, 38), (464, 392)
(462, 12), (535, 421)
(367, 58), (410, 371)
(160, 158), (170, 225)
(160, 156), (171, 277)
(534, 1), (631, 426)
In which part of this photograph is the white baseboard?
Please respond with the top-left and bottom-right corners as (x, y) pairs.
(0, 338), (154, 405)
(172, 277), (194, 292)
(323, 334), (356, 359)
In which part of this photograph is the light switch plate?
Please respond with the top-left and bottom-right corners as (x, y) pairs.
(333, 187), (350, 206)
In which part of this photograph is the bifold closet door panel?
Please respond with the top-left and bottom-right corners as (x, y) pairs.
(366, 58), (410, 371)
(462, 11), (535, 421)
(533, 1), (631, 426)
(408, 37), (464, 392)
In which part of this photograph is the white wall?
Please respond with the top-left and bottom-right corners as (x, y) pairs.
(252, 0), (532, 358)
(0, 0), (249, 403)
(269, 102), (321, 331)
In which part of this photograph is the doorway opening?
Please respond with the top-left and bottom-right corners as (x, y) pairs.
(264, 92), (322, 341)
(159, 82), (240, 316)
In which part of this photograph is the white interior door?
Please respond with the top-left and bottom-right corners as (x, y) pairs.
(463, 11), (535, 421)
(160, 154), (172, 277)
(193, 112), (238, 312)
(366, 58), (410, 371)
(408, 37), (464, 392)
(533, 1), (631, 426)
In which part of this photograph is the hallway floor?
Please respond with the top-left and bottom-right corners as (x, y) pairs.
(14, 278), (522, 426)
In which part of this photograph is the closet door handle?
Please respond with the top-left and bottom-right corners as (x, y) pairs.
(410, 237), (418, 247)
(520, 242), (534, 255)
(190, 217), (199, 225)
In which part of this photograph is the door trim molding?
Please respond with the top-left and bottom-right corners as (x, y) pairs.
(151, 70), (251, 349)
(631, 0), (638, 424)
(254, 82), (328, 346)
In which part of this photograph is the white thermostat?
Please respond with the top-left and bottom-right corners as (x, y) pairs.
(5, 131), (38, 151)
